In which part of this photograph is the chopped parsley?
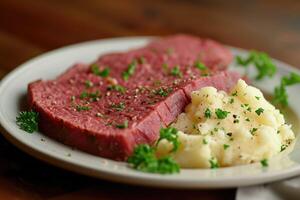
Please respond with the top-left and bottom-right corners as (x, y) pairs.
(154, 88), (172, 97)
(250, 128), (258, 135)
(115, 120), (128, 129)
(223, 144), (230, 150)
(245, 118), (250, 122)
(280, 144), (287, 152)
(156, 127), (180, 153)
(255, 96), (260, 100)
(255, 108), (264, 116)
(80, 90), (101, 101)
(194, 60), (207, 71)
(16, 111), (39, 133)
(122, 60), (137, 81)
(107, 84), (126, 93)
(203, 138), (208, 144)
(235, 51), (277, 80)
(232, 91), (238, 96)
(127, 144), (179, 174)
(229, 98), (234, 104)
(170, 65), (182, 77)
(204, 108), (212, 118)
(85, 80), (93, 88)
(260, 158), (268, 167)
(215, 108), (230, 119)
(76, 105), (91, 111)
(111, 102), (125, 111)
(209, 157), (219, 169)
(273, 72), (300, 107)
(91, 64), (110, 77)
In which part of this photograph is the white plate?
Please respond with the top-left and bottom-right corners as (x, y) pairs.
(0, 37), (300, 189)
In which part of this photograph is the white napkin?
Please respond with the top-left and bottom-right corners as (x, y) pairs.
(236, 176), (300, 200)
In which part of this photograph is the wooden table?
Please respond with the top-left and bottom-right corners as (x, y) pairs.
(0, 0), (299, 199)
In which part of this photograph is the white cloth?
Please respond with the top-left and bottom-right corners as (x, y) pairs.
(236, 177), (300, 200)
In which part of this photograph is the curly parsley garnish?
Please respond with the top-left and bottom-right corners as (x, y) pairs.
(236, 51), (276, 80)
(215, 108), (230, 119)
(127, 127), (180, 174)
(273, 72), (300, 107)
(16, 111), (39, 133)
(91, 64), (110, 77)
(156, 127), (180, 153)
(122, 60), (137, 81)
(127, 144), (180, 174)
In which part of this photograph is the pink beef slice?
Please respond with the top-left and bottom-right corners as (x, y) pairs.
(28, 34), (240, 161)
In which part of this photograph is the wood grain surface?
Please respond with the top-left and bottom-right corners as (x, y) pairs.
(0, 0), (300, 199)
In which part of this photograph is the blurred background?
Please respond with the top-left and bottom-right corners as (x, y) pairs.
(0, 0), (300, 199)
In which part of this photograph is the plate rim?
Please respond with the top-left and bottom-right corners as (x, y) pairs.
(1, 36), (300, 189)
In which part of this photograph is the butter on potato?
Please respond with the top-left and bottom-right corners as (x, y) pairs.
(156, 79), (295, 168)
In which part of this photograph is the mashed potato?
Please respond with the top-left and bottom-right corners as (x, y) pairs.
(156, 79), (295, 168)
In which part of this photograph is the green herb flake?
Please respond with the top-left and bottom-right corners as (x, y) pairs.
(91, 64), (110, 77)
(255, 96), (260, 100)
(170, 65), (182, 77)
(156, 127), (180, 153)
(255, 108), (264, 116)
(76, 105), (91, 112)
(232, 91), (238, 96)
(203, 138), (208, 145)
(80, 91), (89, 99)
(111, 102), (126, 111)
(223, 144), (230, 150)
(122, 60), (137, 81)
(194, 60), (207, 71)
(235, 51), (277, 80)
(162, 63), (169, 73)
(204, 108), (212, 118)
(154, 88), (171, 97)
(209, 157), (219, 169)
(16, 111), (39, 133)
(229, 98), (234, 104)
(115, 120), (128, 129)
(107, 84), (126, 93)
(250, 128), (258, 135)
(260, 159), (268, 167)
(85, 80), (93, 88)
(215, 108), (230, 119)
(245, 118), (250, 122)
(280, 144), (287, 152)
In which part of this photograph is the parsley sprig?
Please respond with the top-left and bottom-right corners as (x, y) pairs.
(156, 127), (180, 153)
(127, 127), (180, 174)
(273, 72), (300, 107)
(236, 51), (277, 80)
(16, 111), (39, 133)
